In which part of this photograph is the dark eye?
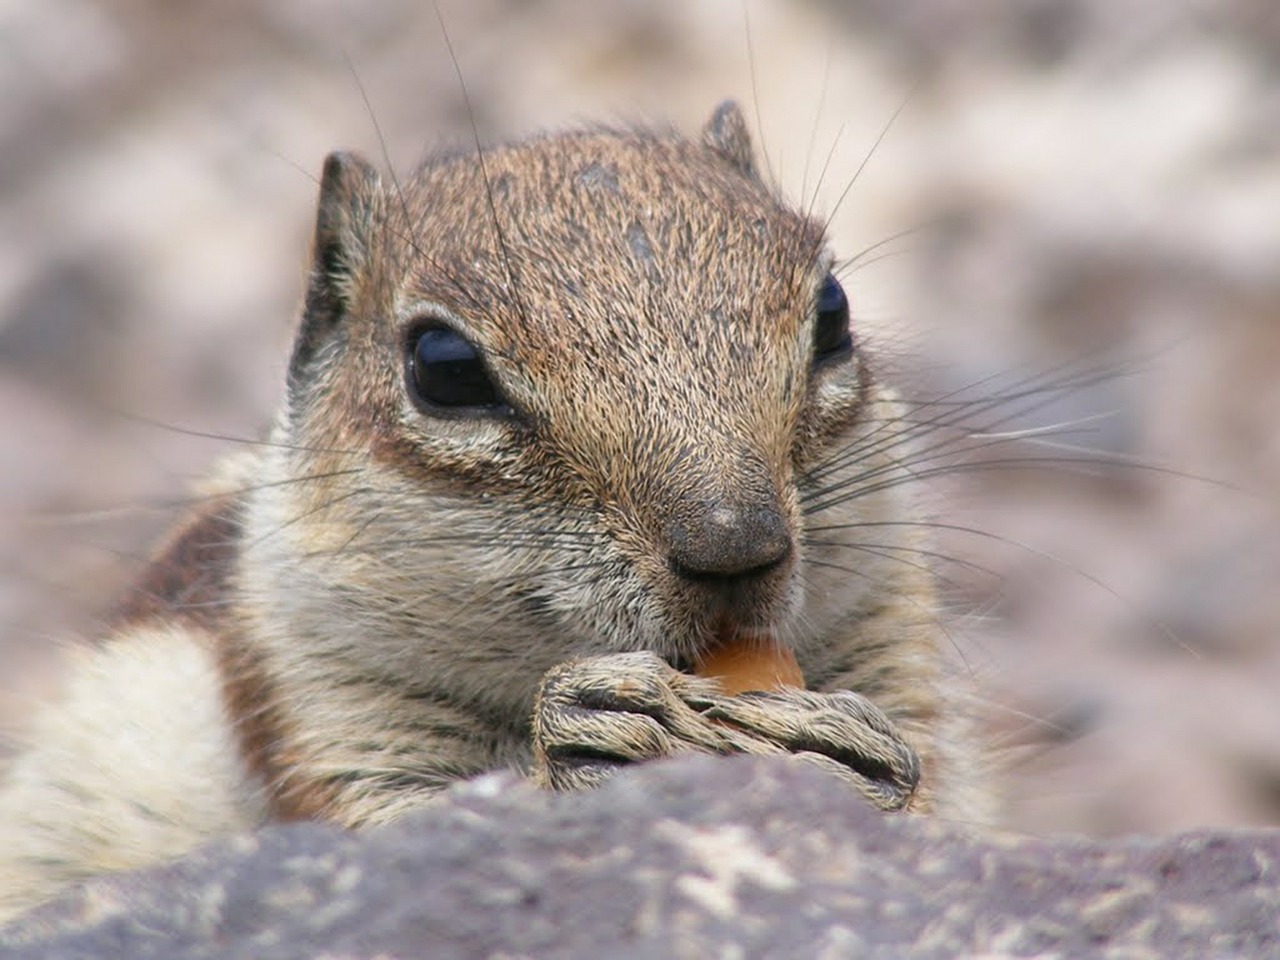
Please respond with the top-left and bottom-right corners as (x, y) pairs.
(406, 326), (506, 413)
(812, 274), (852, 364)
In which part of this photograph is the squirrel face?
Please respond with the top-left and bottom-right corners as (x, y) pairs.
(254, 103), (882, 706)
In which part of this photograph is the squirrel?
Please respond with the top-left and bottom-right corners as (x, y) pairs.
(0, 101), (990, 921)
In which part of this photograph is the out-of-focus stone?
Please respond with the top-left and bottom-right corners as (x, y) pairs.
(2, 757), (1277, 959)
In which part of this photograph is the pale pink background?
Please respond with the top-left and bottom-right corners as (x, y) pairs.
(1, 0), (1277, 836)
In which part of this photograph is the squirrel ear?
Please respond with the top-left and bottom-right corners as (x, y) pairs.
(290, 151), (382, 394)
(702, 100), (757, 179)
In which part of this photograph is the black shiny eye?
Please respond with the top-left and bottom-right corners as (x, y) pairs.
(407, 326), (506, 413)
(812, 274), (852, 364)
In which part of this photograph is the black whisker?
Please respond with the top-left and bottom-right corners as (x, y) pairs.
(810, 519), (1195, 657)
(741, 1), (775, 191)
(802, 537), (1007, 592)
(819, 85), (915, 238)
(804, 556), (971, 672)
(434, 5), (533, 337)
(799, 34), (836, 217)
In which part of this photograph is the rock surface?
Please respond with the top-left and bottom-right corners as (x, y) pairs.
(3, 757), (1276, 959)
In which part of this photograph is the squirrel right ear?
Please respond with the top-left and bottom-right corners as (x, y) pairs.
(702, 100), (758, 179)
(290, 151), (383, 393)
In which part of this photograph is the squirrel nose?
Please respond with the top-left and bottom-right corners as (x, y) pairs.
(664, 498), (793, 582)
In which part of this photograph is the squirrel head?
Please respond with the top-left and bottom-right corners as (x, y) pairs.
(260, 101), (883, 696)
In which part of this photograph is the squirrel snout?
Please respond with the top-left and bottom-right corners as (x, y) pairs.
(663, 498), (793, 583)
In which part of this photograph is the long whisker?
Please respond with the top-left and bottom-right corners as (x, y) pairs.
(810, 519), (1196, 657)
(802, 537), (1009, 591)
(434, 5), (533, 335)
(741, 1), (775, 190)
(806, 449), (1234, 517)
(15, 467), (371, 527)
(819, 85), (915, 237)
(802, 360), (1143, 508)
(799, 34), (836, 216)
(101, 409), (362, 457)
(804, 352), (1114, 488)
(805, 556), (971, 672)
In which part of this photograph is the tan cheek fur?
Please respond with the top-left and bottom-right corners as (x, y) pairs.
(0, 625), (269, 922)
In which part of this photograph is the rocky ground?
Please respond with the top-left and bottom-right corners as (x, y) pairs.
(1, 0), (1278, 839)
(3, 758), (1278, 958)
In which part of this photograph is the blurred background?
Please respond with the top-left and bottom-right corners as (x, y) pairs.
(1, 0), (1277, 836)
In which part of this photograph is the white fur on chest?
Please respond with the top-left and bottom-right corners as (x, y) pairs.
(0, 624), (268, 922)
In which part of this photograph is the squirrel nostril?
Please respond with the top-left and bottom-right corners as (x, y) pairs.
(668, 543), (792, 584)
(665, 501), (793, 583)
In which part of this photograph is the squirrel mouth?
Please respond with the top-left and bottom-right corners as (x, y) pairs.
(669, 619), (805, 694)
(665, 616), (764, 672)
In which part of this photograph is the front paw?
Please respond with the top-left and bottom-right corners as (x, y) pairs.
(531, 651), (780, 792)
(700, 688), (921, 811)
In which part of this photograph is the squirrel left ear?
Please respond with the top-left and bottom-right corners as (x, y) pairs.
(701, 100), (758, 179)
(289, 151), (383, 399)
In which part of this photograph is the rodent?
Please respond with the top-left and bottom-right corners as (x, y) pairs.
(0, 100), (989, 922)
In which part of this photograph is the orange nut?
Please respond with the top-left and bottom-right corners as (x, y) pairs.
(693, 637), (805, 695)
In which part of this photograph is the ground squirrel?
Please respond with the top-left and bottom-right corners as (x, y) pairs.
(0, 101), (988, 921)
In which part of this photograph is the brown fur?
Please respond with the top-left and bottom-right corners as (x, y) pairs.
(112, 494), (242, 631)
(0, 102), (989, 922)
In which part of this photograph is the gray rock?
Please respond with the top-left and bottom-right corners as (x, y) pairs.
(2, 756), (1277, 959)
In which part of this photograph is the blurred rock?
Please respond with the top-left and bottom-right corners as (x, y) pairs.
(3, 758), (1277, 959)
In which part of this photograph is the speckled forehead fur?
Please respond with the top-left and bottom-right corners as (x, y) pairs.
(330, 128), (832, 508)
(400, 130), (826, 368)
